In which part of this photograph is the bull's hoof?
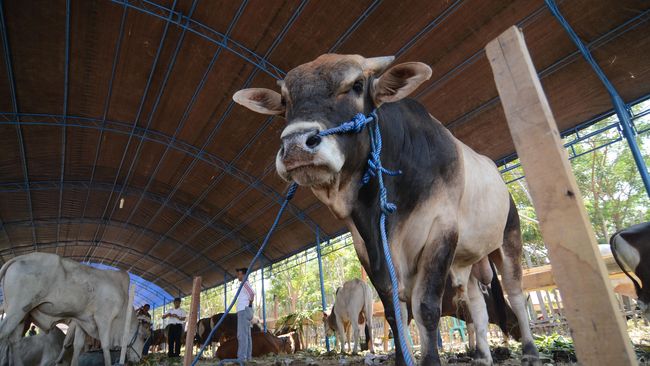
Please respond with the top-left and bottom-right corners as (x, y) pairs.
(521, 355), (542, 366)
(470, 358), (492, 366)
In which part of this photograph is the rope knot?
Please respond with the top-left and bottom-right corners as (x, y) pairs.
(351, 113), (368, 133)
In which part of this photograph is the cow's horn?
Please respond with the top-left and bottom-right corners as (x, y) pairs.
(363, 56), (395, 75)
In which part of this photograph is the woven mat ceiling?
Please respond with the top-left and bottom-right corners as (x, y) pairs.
(0, 0), (648, 296)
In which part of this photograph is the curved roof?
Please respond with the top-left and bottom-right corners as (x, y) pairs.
(0, 0), (648, 297)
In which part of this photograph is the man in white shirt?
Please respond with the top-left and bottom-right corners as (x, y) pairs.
(236, 268), (255, 361)
(162, 297), (186, 358)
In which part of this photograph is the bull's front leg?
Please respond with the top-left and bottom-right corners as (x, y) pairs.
(97, 326), (113, 366)
(358, 260), (409, 365)
(411, 233), (457, 366)
(374, 291), (409, 366)
(351, 224), (408, 365)
(71, 324), (86, 366)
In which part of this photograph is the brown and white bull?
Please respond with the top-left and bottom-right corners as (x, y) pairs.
(610, 221), (650, 320)
(202, 312), (262, 344)
(233, 54), (539, 365)
(216, 331), (290, 359)
(322, 279), (375, 354)
(0, 253), (148, 366)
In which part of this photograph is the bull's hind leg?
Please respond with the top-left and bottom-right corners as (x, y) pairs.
(493, 198), (540, 365)
(466, 276), (492, 365)
(335, 318), (346, 353)
(0, 310), (29, 342)
(491, 250), (539, 365)
(411, 233), (457, 366)
(351, 321), (361, 355)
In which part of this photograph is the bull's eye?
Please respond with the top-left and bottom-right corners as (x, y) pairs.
(352, 80), (364, 94)
(280, 97), (286, 107)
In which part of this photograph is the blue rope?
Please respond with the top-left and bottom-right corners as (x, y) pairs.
(320, 111), (414, 365)
(191, 183), (298, 366)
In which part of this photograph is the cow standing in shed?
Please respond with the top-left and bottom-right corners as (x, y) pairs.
(0, 253), (148, 366)
(610, 221), (650, 320)
(323, 279), (375, 354)
(233, 54), (539, 365)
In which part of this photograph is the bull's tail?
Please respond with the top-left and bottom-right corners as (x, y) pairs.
(489, 260), (509, 337)
(364, 322), (371, 350)
(610, 232), (642, 296)
(363, 282), (374, 352)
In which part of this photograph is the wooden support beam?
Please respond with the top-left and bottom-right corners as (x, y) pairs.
(184, 277), (202, 366)
(485, 26), (637, 365)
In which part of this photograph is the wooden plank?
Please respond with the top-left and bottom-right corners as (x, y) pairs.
(522, 254), (631, 291)
(183, 277), (202, 366)
(485, 26), (637, 366)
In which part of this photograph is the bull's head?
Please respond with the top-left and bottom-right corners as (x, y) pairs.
(233, 54), (432, 189)
(126, 314), (150, 362)
(322, 310), (336, 337)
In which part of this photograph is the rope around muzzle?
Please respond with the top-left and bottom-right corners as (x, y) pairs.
(192, 111), (414, 366)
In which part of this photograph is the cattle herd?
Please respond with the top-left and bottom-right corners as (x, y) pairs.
(0, 54), (646, 366)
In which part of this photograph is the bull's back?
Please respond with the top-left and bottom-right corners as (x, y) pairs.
(2, 253), (69, 307)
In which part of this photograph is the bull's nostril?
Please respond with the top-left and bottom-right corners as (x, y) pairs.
(306, 134), (322, 149)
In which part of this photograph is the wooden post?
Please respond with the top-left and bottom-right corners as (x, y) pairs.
(119, 285), (135, 365)
(383, 318), (389, 352)
(183, 277), (202, 366)
(273, 295), (278, 321)
(486, 26), (637, 365)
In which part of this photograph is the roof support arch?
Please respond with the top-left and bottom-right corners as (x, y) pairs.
(0, 113), (323, 235)
(0, 179), (266, 261)
(108, 0), (286, 80)
(1, 217), (223, 282)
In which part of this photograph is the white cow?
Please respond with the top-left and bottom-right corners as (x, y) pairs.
(323, 279), (375, 354)
(0, 253), (148, 366)
(0, 327), (71, 366)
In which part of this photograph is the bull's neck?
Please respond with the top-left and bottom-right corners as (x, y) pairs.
(348, 99), (460, 279)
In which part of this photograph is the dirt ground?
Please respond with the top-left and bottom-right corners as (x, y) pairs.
(135, 321), (650, 366)
(137, 349), (572, 366)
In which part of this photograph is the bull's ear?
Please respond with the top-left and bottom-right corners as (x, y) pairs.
(233, 88), (284, 115)
(371, 62), (432, 105)
(362, 56), (395, 75)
